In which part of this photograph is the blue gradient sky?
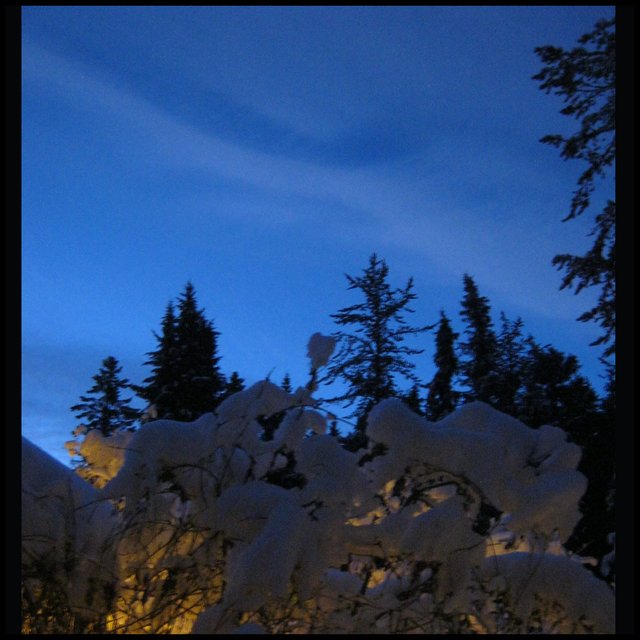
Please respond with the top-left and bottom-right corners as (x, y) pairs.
(22, 6), (615, 465)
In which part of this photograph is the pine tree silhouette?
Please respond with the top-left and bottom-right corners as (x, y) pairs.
(323, 253), (433, 449)
(458, 274), (500, 404)
(71, 355), (139, 437)
(137, 282), (226, 421)
(426, 310), (459, 420)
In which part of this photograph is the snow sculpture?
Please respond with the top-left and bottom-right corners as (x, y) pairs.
(22, 333), (614, 634)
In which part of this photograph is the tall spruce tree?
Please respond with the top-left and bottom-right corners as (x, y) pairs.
(173, 281), (226, 420)
(457, 274), (499, 404)
(136, 301), (179, 420)
(518, 338), (598, 431)
(516, 338), (611, 571)
(492, 312), (527, 417)
(533, 17), (615, 364)
(565, 396), (615, 573)
(323, 253), (433, 448)
(70, 356), (139, 437)
(426, 310), (459, 421)
(138, 282), (227, 421)
(533, 19), (616, 572)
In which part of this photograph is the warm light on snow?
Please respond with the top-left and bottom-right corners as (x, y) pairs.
(22, 334), (614, 634)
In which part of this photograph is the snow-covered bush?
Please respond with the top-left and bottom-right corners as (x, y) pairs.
(65, 426), (135, 488)
(22, 438), (118, 632)
(22, 333), (614, 634)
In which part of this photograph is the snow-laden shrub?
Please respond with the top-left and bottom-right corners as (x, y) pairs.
(22, 333), (614, 634)
(22, 438), (118, 632)
(65, 426), (135, 488)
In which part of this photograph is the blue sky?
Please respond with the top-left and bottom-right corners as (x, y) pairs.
(22, 6), (615, 465)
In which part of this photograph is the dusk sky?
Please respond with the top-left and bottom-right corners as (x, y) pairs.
(22, 6), (615, 466)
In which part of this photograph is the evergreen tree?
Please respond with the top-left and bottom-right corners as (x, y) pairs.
(517, 338), (598, 431)
(138, 283), (227, 421)
(533, 17), (615, 363)
(402, 383), (423, 415)
(172, 281), (226, 420)
(457, 274), (499, 404)
(533, 20), (617, 569)
(600, 362), (615, 419)
(136, 301), (179, 421)
(492, 312), (527, 416)
(565, 400), (615, 575)
(281, 373), (293, 394)
(585, 368), (615, 569)
(426, 310), (459, 421)
(70, 356), (139, 438)
(323, 253), (433, 448)
(515, 342), (613, 572)
(69, 356), (140, 479)
(223, 371), (245, 400)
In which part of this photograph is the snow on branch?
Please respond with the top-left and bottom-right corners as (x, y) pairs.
(22, 334), (613, 634)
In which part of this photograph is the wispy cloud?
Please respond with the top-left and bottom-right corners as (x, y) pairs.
(23, 37), (594, 323)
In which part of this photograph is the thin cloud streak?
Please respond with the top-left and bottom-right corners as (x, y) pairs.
(24, 38), (594, 325)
